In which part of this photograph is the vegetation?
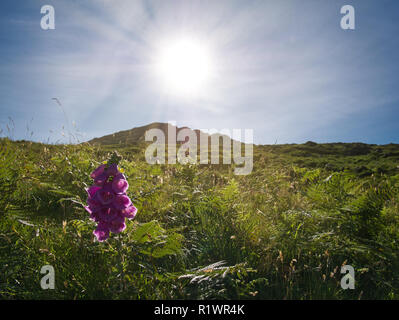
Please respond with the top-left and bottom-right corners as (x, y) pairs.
(1, 135), (399, 299)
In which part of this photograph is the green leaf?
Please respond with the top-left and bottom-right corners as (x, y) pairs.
(132, 220), (164, 244)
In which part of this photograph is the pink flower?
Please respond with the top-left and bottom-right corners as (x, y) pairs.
(87, 196), (102, 211)
(90, 164), (106, 179)
(86, 186), (101, 199)
(121, 205), (137, 220)
(93, 222), (110, 242)
(113, 194), (132, 209)
(84, 205), (100, 222)
(99, 207), (120, 222)
(97, 184), (115, 205)
(108, 216), (126, 233)
(86, 162), (137, 242)
(107, 163), (120, 176)
(112, 177), (129, 194)
(89, 211), (100, 223)
(94, 172), (108, 187)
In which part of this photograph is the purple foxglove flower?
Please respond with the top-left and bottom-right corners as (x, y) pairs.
(86, 186), (101, 199)
(112, 177), (129, 194)
(113, 194), (132, 209)
(108, 216), (126, 234)
(86, 156), (136, 241)
(90, 164), (106, 179)
(85, 206), (100, 222)
(89, 211), (100, 223)
(121, 205), (137, 220)
(85, 206), (100, 221)
(87, 196), (102, 211)
(98, 207), (120, 222)
(94, 172), (108, 186)
(107, 163), (120, 177)
(97, 185), (115, 205)
(93, 222), (110, 242)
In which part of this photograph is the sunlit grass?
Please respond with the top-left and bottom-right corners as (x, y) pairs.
(0, 137), (399, 299)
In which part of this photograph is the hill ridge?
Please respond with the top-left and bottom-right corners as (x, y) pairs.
(88, 122), (235, 146)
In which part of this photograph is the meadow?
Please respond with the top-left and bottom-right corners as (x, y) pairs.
(1, 137), (399, 299)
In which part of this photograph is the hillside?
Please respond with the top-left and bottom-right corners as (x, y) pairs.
(89, 122), (172, 145)
(88, 122), (233, 146)
(1, 135), (399, 299)
(86, 122), (399, 177)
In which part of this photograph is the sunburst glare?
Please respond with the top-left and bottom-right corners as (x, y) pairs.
(155, 38), (213, 97)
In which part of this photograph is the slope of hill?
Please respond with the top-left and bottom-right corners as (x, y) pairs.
(1, 132), (399, 300)
(88, 122), (232, 146)
(88, 122), (170, 145)
(86, 122), (399, 176)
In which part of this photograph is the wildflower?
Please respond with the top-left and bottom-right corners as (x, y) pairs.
(87, 196), (102, 211)
(89, 210), (100, 223)
(107, 163), (120, 177)
(108, 216), (126, 233)
(94, 172), (108, 186)
(97, 183), (115, 205)
(93, 222), (110, 242)
(86, 158), (137, 242)
(113, 194), (132, 209)
(90, 164), (106, 179)
(86, 185), (101, 198)
(121, 205), (137, 220)
(112, 176), (129, 194)
(98, 207), (119, 222)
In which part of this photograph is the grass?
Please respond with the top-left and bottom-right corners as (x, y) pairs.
(1, 137), (399, 299)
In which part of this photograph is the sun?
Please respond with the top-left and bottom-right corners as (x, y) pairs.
(156, 38), (213, 96)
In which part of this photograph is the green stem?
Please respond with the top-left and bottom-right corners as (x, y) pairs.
(117, 234), (126, 293)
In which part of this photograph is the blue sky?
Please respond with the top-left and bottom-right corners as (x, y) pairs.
(0, 0), (398, 144)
